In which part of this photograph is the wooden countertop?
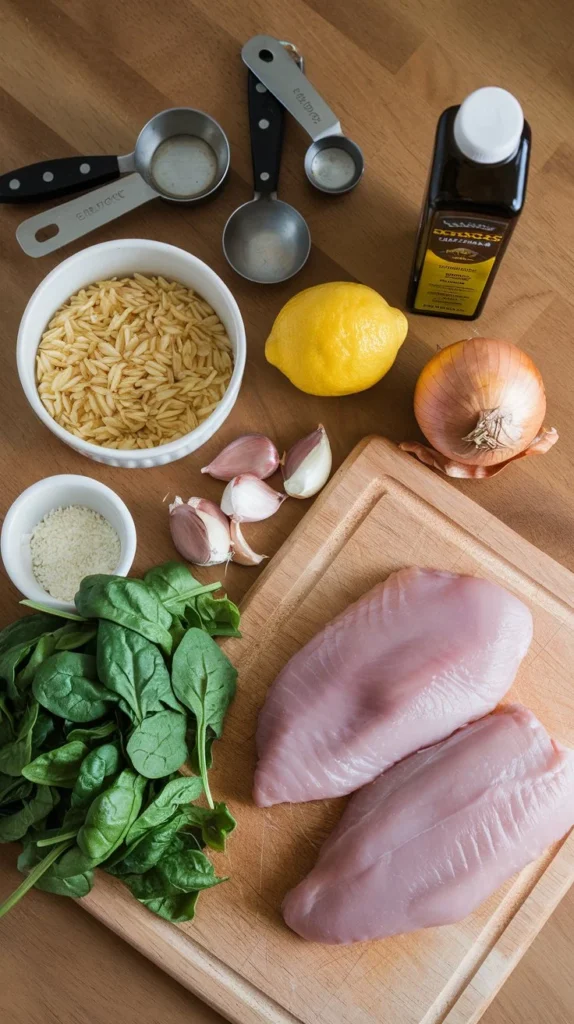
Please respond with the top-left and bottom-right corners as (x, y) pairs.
(1, 1), (573, 1021)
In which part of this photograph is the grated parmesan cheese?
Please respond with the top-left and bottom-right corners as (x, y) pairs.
(30, 504), (121, 602)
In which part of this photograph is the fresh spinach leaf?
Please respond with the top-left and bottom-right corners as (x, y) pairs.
(171, 629), (237, 808)
(22, 740), (89, 788)
(19, 601), (85, 621)
(0, 641), (43, 699)
(182, 605), (203, 631)
(31, 711), (57, 755)
(0, 718), (13, 749)
(0, 702), (39, 776)
(0, 838), (73, 917)
(55, 623), (98, 651)
(165, 829), (204, 855)
(182, 801), (236, 852)
(70, 742), (122, 811)
(66, 721), (117, 744)
(158, 847), (225, 892)
(106, 812), (185, 877)
(169, 618), (187, 652)
(33, 653), (118, 722)
(18, 840), (94, 898)
(77, 770), (146, 863)
(143, 563), (220, 618)
(126, 776), (203, 845)
(0, 695), (14, 731)
(0, 786), (58, 842)
(17, 633), (60, 689)
(76, 576), (173, 655)
(97, 622), (179, 722)
(194, 594), (241, 639)
(0, 773), (33, 807)
(0, 613), (61, 657)
(123, 870), (199, 922)
(126, 711), (187, 779)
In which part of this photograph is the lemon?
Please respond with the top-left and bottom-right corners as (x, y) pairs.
(265, 282), (408, 397)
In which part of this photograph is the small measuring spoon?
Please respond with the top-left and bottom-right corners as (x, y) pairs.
(16, 108), (230, 257)
(242, 35), (364, 195)
(222, 69), (310, 283)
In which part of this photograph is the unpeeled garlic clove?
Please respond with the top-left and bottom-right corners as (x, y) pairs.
(169, 496), (231, 566)
(283, 425), (332, 499)
(201, 434), (280, 481)
(221, 474), (287, 523)
(230, 520), (268, 566)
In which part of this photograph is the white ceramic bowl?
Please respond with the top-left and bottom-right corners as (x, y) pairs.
(1, 475), (137, 613)
(17, 239), (246, 468)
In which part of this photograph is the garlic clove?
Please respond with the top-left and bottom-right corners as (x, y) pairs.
(221, 474), (287, 523)
(230, 520), (268, 566)
(187, 496), (230, 529)
(201, 434), (280, 481)
(169, 495), (231, 565)
(283, 425), (332, 499)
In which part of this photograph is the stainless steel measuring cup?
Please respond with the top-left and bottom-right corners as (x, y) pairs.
(242, 35), (364, 194)
(223, 55), (311, 283)
(15, 108), (230, 257)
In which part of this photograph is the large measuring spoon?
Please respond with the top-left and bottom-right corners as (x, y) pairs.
(16, 108), (230, 257)
(242, 35), (364, 195)
(222, 67), (311, 283)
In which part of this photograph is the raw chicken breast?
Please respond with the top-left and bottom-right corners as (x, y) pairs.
(254, 568), (532, 806)
(283, 706), (574, 944)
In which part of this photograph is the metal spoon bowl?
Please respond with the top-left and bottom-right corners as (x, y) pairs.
(223, 195), (310, 284)
(223, 61), (311, 284)
(242, 36), (364, 196)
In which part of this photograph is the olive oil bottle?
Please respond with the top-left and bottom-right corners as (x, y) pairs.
(407, 87), (531, 320)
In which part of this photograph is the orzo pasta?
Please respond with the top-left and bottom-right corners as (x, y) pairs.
(35, 274), (234, 449)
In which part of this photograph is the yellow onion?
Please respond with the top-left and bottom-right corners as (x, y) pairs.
(400, 338), (558, 478)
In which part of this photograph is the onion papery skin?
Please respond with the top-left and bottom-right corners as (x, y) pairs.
(414, 338), (547, 467)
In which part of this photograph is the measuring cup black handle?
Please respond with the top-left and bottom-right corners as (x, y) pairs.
(248, 70), (284, 195)
(0, 155), (121, 203)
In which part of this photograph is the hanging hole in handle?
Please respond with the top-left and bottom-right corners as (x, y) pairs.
(258, 49), (274, 62)
(35, 223), (59, 243)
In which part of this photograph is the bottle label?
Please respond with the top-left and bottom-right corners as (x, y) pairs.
(413, 211), (510, 316)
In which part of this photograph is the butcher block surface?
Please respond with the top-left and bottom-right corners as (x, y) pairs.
(78, 437), (574, 1024)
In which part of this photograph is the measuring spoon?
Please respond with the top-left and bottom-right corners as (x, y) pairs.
(222, 68), (310, 283)
(16, 108), (230, 257)
(242, 35), (364, 195)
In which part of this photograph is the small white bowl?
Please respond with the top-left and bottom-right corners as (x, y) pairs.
(17, 239), (246, 468)
(1, 475), (137, 614)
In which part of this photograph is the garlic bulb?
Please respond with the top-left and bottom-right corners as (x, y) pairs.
(169, 496), (231, 566)
(201, 434), (280, 481)
(230, 520), (267, 566)
(221, 474), (286, 523)
(283, 425), (332, 499)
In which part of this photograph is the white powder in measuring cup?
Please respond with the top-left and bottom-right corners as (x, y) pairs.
(30, 505), (121, 602)
(151, 135), (219, 197)
(310, 147), (356, 191)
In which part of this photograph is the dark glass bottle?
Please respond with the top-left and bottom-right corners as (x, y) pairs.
(407, 88), (531, 320)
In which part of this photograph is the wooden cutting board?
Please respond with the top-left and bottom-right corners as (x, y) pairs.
(81, 437), (574, 1024)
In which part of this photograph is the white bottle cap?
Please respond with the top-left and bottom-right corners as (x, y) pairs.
(453, 87), (524, 164)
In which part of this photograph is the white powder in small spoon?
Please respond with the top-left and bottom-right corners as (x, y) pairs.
(30, 505), (121, 602)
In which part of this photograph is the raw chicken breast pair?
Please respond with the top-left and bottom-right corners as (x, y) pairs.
(254, 568), (574, 944)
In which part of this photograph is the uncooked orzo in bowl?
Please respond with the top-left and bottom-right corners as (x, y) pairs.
(35, 274), (234, 450)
